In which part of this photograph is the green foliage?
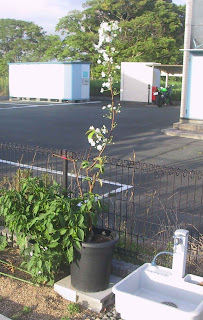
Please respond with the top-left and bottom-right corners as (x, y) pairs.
(22, 306), (32, 314)
(0, 1), (185, 79)
(67, 303), (80, 315)
(0, 75), (8, 95)
(56, 0), (185, 77)
(0, 234), (8, 251)
(0, 175), (93, 284)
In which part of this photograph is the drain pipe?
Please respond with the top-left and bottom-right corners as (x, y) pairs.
(180, 0), (193, 119)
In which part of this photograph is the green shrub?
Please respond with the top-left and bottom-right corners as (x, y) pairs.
(90, 79), (120, 97)
(0, 76), (9, 96)
(0, 176), (88, 285)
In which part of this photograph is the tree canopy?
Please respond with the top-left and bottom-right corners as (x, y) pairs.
(0, 0), (185, 78)
(56, 0), (185, 76)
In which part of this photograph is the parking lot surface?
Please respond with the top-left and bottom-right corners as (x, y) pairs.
(0, 99), (202, 171)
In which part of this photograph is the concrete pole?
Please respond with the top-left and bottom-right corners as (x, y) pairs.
(180, 0), (193, 119)
(165, 73), (169, 87)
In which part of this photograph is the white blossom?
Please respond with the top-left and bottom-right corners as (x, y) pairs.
(101, 71), (106, 78)
(97, 59), (102, 64)
(101, 125), (107, 134)
(97, 145), (103, 151)
(100, 88), (104, 93)
(102, 82), (110, 89)
(89, 126), (95, 130)
(88, 138), (95, 146)
(102, 106), (106, 109)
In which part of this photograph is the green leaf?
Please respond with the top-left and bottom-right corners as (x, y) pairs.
(33, 202), (40, 215)
(77, 228), (84, 241)
(66, 246), (74, 263)
(47, 223), (54, 234)
(59, 228), (67, 235)
(81, 161), (89, 168)
(49, 241), (59, 248)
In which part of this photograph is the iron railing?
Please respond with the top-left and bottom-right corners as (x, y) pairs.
(0, 142), (202, 261)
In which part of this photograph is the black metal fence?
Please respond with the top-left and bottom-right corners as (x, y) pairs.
(0, 142), (203, 260)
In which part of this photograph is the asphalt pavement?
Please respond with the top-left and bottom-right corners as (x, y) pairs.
(0, 99), (202, 171)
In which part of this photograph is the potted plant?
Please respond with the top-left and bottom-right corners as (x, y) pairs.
(54, 21), (122, 292)
(0, 21), (121, 291)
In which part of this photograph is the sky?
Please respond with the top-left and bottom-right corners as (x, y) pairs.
(0, 0), (186, 35)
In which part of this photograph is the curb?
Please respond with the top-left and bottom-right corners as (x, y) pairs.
(0, 315), (11, 320)
(162, 128), (203, 140)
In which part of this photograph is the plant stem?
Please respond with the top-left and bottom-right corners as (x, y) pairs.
(0, 271), (39, 286)
(0, 259), (32, 275)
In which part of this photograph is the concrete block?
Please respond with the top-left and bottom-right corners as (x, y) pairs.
(0, 315), (11, 320)
(54, 274), (122, 312)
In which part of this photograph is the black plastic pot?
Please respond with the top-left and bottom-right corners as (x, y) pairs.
(70, 229), (118, 292)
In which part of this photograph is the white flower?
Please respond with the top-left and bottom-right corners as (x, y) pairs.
(97, 145), (103, 151)
(101, 125), (107, 134)
(97, 59), (102, 64)
(38, 271), (42, 274)
(95, 128), (100, 133)
(102, 82), (110, 89)
(116, 65), (121, 69)
(101, 71), (106, 78)
(100, 88), (104, 93)
(102, 106), (106, 109)
(103, 52), (109, 62)
(88, 138), (95, 147)
(89, 126), (94, 130)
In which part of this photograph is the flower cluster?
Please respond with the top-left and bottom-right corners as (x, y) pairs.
(87, 125), (109, 151)
(95, 21), (121, 95)
(95, 21), (120, 49)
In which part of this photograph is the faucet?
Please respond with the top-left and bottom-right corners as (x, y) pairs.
(172, 229), (189, 278)
(151, 229), (189, 278)
(151, 251), (173, 266)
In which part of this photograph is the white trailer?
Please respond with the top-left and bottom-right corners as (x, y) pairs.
(8, 61), (91, 101)
(120, 62), (160, 103)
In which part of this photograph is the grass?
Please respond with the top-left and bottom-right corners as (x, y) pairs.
(11, 306), (32, 319)
(0, 76), (9, 96)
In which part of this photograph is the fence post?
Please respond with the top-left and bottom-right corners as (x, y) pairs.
(62, 149), (67, 191)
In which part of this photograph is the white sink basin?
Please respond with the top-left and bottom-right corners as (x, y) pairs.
(112, 263), (203, 320)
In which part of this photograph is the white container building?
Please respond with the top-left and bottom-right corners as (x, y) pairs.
(120, 62), (161, 103)
(8, 61), (91, 101)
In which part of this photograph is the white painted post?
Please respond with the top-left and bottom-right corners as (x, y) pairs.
(180, 0), (194, 119)
(172, 229), (189, 278)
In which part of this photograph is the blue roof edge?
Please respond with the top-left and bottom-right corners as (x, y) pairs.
(8, 61), (92, 65)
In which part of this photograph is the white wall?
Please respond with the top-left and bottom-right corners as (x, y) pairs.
(120, 62), (160, 102)
(9, 62), (91, 100)
(9, 63), (65, 99)
(186, 53), (203, 120)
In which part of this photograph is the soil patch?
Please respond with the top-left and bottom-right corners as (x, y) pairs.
(0, 248), (110, 320)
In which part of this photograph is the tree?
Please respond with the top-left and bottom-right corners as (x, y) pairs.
(0, 19), (48, 76)
(56, 0), (185, 76)
(56, 10), (98, 63)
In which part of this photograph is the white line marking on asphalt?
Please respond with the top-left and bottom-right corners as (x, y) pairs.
(0, 101), (102, 110)
(0, 158), (133, 196)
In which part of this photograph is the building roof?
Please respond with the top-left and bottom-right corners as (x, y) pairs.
(147, 64), (183, 75)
